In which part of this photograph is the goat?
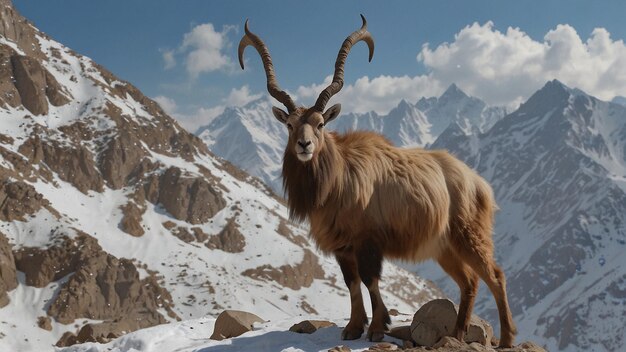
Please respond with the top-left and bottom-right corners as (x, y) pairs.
(238, 15), (517, 347)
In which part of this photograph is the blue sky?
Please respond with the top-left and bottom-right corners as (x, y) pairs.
(13, 0), (626, 130)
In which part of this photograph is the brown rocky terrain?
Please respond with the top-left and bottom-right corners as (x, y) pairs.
(242, 249), (325, 290)
(12, 233), (178, 346)
(0, 232), (16, 307)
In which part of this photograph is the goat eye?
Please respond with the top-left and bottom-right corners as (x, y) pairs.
(318, 123), (324, 129)
(287, 123), (293, 131)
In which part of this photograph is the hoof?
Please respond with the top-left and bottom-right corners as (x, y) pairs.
(341, 327), (364, 340)
(499, 340), (515, 348)
(367, 331), (385, 342)
(499, 333), (515, 348)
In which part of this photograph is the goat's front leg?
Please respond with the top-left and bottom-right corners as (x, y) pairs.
(357, 242), (390, 342)
(335, 249), (367, 340)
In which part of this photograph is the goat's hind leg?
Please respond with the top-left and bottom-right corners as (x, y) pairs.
(437, 249), (479, 342)
(356, 242), (390, 342)
(452, 235), (517, 347)
(335, 249), (367, 340)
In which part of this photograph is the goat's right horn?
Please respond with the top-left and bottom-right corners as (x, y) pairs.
(313, 14), (375, 113)
(238, 20), (297, 113)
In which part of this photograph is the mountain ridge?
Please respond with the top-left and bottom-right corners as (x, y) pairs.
(198, 84), (507, 193)
(426, 79), (626, 351)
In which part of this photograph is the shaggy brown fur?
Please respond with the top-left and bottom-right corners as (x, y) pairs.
(281, 112), (517, 346)
(238, 15), (516, 347)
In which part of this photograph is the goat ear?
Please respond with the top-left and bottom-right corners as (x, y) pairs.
(323, 103), (341, 124)
(272, 106), (289, 124)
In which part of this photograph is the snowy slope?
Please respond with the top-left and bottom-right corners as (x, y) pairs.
(419, 80), (626, 352)
(198, 85), (505, 193)
(0, 2), (442, 351)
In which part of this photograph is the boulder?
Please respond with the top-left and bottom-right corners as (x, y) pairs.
(410, 299), (493, 347)
(205, 217), (245, 252)
(37, 316), (52, 331)
(289, 320), (336, 334)
(385, 325), (411, 341)
(328, 346), (351, 352)
(0, 180), (48, 222)
(10, 54), (48, 115)
(210, 310), (264, 340)
(158, 167), (226, 224)
(119, 201), (145, 237)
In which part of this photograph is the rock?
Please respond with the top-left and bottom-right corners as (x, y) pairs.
(205, 217), (246, 252)
(18, 137), (104, 194)
(37, 316), (52, 331)
(499, 341), (547, 352)
(119, 201), (145, 237)
(0, 232), (17, 307)
(98, 131), (150, 189)
(0, 181), (48, 222)
(518, 341), (547, 352)
(10, 54), (49, 115)
(210, 310), (264, 340)
(74, 322), (125, 344)
(289, 320), (336, 334)
(0, 1), (45, 60)
(368, 342), (397, 350)
(44, 68), (71, 106)
(0, 47), (21, 109)
(328, 346), (351, 352)
(56, 332), (78, 347)
(432, 336), (465, 349)
(158, 167), (226, 224)
(386, 325), (412, 341)
(402, 340), (415, 349)
(410, 299), (493, 347)
(14, 233), (177, 347)
(241, 249), (325, 290)
(191, 227), (209, 242)
(466, 315), (494, 346)
(171, 226), (195, 243)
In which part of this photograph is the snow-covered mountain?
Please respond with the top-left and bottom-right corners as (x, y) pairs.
(421, 80), (626, 352)
(197, 84), (506, 193)
(0, 1), (442, 351)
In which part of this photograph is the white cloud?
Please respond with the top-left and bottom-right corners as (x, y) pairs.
(176, 106), (226, 132)
(224, 85), (262, 106)
(418, 21), (626, 106)
(296, 75), (443, 114)
(154, 85), (263, 132)
(153, 95), (177, 114)
(164, 23), (236, 77)
(292, 22), (626, 114)
(161, 49), (176, 69)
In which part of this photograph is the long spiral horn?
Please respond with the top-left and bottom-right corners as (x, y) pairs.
(313, 14), (374, 112)
(238, 20), (297, 113)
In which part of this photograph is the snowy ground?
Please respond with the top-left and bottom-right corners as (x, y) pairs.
(58, 315), (412, 352)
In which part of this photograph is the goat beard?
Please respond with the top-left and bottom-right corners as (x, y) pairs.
(282, 139), (342, 223)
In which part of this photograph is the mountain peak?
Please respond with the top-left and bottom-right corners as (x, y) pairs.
(397, 98), (411, 108)
(611, 96), (626, 107)
(440, 83), (468, 101)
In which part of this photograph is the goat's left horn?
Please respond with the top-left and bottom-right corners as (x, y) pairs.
(313, 14), (375, 113)
(238, 19), (297, 113)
